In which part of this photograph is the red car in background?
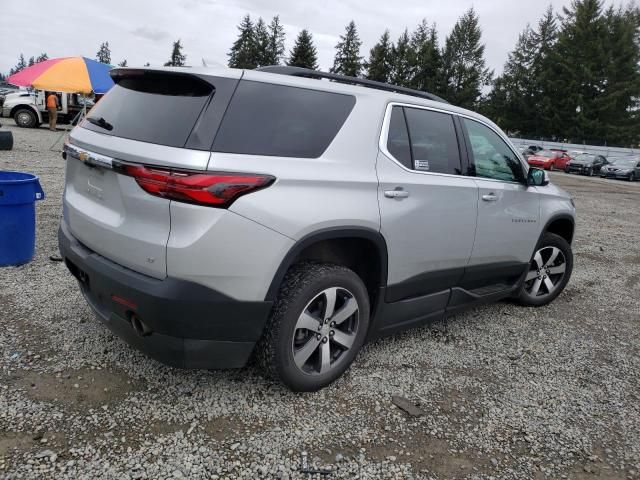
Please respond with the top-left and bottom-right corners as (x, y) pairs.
(527, 149), (573, 170)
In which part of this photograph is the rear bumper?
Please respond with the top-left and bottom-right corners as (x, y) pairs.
(58, 221), (272, 369)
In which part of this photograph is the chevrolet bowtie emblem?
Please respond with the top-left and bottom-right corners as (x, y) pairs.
(79, 151), (88, 162)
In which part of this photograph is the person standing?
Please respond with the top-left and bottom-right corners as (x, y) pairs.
(46, 92), (59, 131)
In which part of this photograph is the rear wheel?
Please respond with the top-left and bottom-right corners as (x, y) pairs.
(517, 233), (573, 307)
(256, 262), (370, 391)
(14, 109), (37, 128)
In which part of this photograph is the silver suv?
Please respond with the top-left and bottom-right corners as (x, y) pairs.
(59, 66), (575, 391)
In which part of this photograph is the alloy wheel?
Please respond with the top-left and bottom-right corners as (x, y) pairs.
(291, 287), (359, 375)
(524, 246), (567, 298)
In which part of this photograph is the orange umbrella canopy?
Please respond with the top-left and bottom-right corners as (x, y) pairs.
(7, 57), (114, 94)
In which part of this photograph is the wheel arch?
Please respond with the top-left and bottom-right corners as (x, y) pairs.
(265, 227), (389, 305)
(542, 214), (575, 245)
(11, 104), (42, 124)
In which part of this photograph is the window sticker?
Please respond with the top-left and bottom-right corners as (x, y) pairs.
(415, 159), (430, 171)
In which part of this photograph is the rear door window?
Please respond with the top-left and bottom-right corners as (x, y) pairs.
(212, 81), (356, 158)
(385, 106), (412, 169)
(82, 72), (215, 148)
(403, 107), (462, 175)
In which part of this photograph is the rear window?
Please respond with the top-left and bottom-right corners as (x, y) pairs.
(81, 72), (214, 148)
(212, 81), (356, 158)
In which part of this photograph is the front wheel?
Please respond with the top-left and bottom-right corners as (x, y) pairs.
(14, 109), (37, 128)
(549, 162), (555, 171)
(256, 262), (370, 391)
(629, 173), (635, 182)
(517, 233), (573, 307)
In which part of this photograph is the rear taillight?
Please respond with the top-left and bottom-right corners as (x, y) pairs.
(120, 165), (274, 208)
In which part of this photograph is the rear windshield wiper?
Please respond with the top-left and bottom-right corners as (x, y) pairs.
(86, 116), (113, 131)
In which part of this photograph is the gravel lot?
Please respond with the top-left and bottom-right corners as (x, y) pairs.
(1, 121), (639, 480)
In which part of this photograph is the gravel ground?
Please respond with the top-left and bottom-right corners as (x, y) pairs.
(1, 121), (639, 480)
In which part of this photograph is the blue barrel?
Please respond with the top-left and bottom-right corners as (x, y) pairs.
(0, 171), (45, 267)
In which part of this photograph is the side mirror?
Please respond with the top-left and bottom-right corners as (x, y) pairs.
(527, 167), (549, 187)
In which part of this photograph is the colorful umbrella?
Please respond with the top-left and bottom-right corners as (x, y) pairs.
(7, 57), (114, 94)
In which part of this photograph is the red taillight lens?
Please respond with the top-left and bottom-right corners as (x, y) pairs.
(121, 165), (274, 208)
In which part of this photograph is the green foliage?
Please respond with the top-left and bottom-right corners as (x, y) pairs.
(389, 29), (412, 87)
(264, 16), (286, 66)
(287, 29), (319, 70)
(96, 42), (111, 64)
(409, 20), (444, 94)
(330, 21), (363, 77)
(228, 15), (257, 69)
(9, 54), (27, 76)
(164, 39), (187, 67)
(118, 59), (128, 67)
(442, 8), (493, 109)
(365, 30), (393, 83)
(486, 0), (640, 145)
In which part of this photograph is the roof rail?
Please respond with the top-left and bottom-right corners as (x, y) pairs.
(255, 66), (449, 104)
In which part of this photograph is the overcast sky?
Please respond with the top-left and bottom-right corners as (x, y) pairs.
(0, 0), (624, 77)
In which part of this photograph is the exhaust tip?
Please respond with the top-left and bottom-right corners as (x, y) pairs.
(129, 313), (152, 337)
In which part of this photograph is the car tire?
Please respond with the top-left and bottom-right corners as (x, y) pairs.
(14, 109), (37, 128)
(516, 233), (573, 308)
(587, 168), (594, 176)
(0, 130), (13, 150)
(256, 262), (370, 392)
(629, 173), (635, 182)
(564, 167), (570, 174)
(549, 162), (555, 171)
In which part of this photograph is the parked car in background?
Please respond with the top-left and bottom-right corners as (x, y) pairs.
(0, 89), (91, 128)
(519, 145), (544, 157)
(527, 149), (572, 171)
(564, 153), (608, 176)
(600, 157), (640, 181)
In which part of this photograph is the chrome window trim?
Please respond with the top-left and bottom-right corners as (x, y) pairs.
(378, 101), (528, 185)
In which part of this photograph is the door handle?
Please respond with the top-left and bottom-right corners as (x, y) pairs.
(384, 188), (409, 199)
(482, 193), (498, 202)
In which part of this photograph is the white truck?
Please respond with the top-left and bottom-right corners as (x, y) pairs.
(0, 89), (91, 128)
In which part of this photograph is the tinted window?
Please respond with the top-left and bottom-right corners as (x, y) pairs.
(82, 72), (214, 148)
(463, 118), (525, 183)
(404, 107), (462, 175)
(386, 106), (412, 168)
(213, 81), (356, 158)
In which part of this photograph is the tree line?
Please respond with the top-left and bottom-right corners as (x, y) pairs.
(3, 0), (639, 145)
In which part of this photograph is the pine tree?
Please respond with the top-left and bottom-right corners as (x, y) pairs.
(530, 6), (560, 138)
(596, 5), (640, 144)
(12, 54), (27, 75)
(228, 15), (257, 69)
(389, 29), (412, 87)
(330, 20), (363, 77)
(28, 56), (35, 67)
(287, 29), (319, 69)
(409, 20), (444, 94)
(118, 59), (128, 67)
(441, 8), (492, 109)
(96, 41), (111, 64)
(491, 25), (537, 135)
(164, 39), (187, 67)
(253, 17), (270, 67)
(264, 15), (286, 66)
(365, 30), (393, 83)
(36, 53), (49, 63)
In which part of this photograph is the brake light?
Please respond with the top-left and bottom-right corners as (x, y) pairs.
(120, 165), (274, 208)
